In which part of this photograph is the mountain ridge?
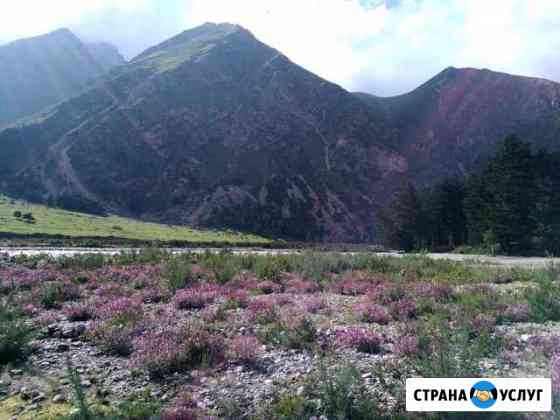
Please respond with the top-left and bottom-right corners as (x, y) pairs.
(0, 28), (125, 127)
(1, 23), (559, 242)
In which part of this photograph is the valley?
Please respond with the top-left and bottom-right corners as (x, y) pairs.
(1, 11), (559, 419)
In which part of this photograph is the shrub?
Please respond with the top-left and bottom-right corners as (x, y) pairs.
(228, 335), (262, 366)
(336, 328), (383, 354)
(389, 298), (418, 320)
(411, 317), (501, 378)
(89, 322), (141, 356)
(173, 284), (223, 310)
(553, 354), (560, 395)
(300, 296), (329, 314)
(393, 335), (420, 357)
(256, 280), (282, 294)
(385, 285), (407, 303)
(214, 263), (237, 285)
(472, 314), (497, 331)
(22, 303), (40, 317)
(58, 253), (106, 270)
(201, 305), (228, 323)
(328, 278), (374, 296)
(224, 289), (249, 309)
(255, 257), (286, 281)
(97, 297), (144, 324)
(526, 279), (560, 322)
(430, 284), (456, 303)
(64, 302), (94, 322)
(200, 252), (241, 284)
(416, 283), (455, 303)
(38, 281), (81, 309)
(0, 305), (34, 364)
(285, 317), (316, 350)
(166, 258), (194, 293)
(131, 326), (189, 377)
(282, 273), (320, 294)
(161, 392), (200, 420)
(306, 364), (384, 420)
(527, 335), (560, 357)
(270, 394), (311, 420)
(228, 271), (259, 290)
(139, 286), (169, 304)
(248, 297), (278, 324)
(131, 324), (225, 378)
(498, 304), (530, 323)
(355, 304), (391, 325)
(95, 283), (127, 298)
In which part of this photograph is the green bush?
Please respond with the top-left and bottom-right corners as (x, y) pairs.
(166, 257), (194, 292)
(526, 278), (560, 322)
(0, 304), (34, 364)
(58, 253), (106, 270)
(115, 248), (171, 265)
(258, 318), (316, 350)
(270, 394), (311, 420)
(412, 317), (501, 378)
(64, 359), (161, 420)
(310, 364), (386, 420)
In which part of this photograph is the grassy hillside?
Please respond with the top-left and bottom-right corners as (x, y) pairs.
(0, 196), (270, 244)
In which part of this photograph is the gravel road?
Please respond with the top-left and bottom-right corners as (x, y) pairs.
(1, 247), (558, 268)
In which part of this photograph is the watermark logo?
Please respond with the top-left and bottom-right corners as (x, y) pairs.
(470, 380), (497, 409)
(406, 378), (551, 412)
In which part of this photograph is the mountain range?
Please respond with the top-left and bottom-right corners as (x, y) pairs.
(0, 28), (124, 127)
(1, 23), (559, 241)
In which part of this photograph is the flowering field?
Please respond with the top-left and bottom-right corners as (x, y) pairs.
(0, 250), (559, 419)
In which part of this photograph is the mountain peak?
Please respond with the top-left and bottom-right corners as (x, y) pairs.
(49, 27), (74, 37)
(1, 28), (79, 49)
(131, 22), (256, 72)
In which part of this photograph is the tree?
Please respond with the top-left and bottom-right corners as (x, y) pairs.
(424, 178), (466, 249)
(533, 150), (560, 255)
(382, 180), (423, 251)
(464, 174), (492, 246)
(485, 135), (535, 254)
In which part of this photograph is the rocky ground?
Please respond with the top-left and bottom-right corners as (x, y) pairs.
(0, 252), (559, 419)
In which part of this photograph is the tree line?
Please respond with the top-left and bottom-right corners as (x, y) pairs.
(381, 135), (560, 256)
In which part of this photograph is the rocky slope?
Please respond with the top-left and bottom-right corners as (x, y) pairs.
(0, 28), (125, 127)
(355, 67), (560, 186)
(1, 24), (560, 242)
(0, 23), (405, 241)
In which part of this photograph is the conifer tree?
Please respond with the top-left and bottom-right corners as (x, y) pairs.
(485, 135), (535, 254)
(382, 180), (422, 251)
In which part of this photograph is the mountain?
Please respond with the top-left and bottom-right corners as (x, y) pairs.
(355, 67), (560, 186)
(86, 41), (126, 71)
(0, 23), (405, 241)
(0, 28), (125, 127)
(1, 24), (559, 242)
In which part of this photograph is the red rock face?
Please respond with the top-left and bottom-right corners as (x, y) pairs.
(357, 67), (560, 189)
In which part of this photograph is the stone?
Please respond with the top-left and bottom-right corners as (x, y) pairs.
(31, 393), (46, 403)
(56, 343), (70, 352)
(52, 394), (66, 403)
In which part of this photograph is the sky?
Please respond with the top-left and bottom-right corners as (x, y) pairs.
(1, 0), (559, 96)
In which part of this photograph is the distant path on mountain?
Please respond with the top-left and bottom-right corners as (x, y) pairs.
(1, 247), (557, 268)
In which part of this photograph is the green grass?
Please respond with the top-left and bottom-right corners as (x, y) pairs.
(0, 196), (270, 244)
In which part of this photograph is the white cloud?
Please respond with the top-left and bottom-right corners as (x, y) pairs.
(1, 0), (559, 95)
(0, 0), (150, 41)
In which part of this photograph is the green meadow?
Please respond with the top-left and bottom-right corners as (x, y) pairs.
(0, 195), (270, 244)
